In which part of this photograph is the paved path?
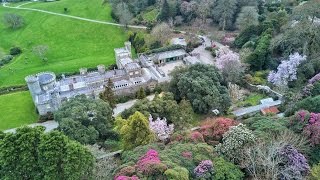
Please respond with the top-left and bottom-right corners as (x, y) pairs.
(191, 36), (215, 65)
(2, 2), (147, 29)
(4, 95), (155, 133)
(232, 100), (282, 117)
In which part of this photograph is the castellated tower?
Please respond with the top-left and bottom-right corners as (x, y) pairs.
(25, 75), (42, 100)
(125, 41), (132, 57)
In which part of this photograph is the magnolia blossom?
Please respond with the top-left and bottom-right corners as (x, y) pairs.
(149, 115), (174, 141)
(215, 46), (240, 70)
(268, 52), (307, 86)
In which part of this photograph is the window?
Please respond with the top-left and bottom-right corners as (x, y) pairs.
(135, 71), (139, 74)
(130, 72), (133, 76)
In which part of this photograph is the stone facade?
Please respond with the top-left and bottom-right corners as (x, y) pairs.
(26, 42), (190, 115)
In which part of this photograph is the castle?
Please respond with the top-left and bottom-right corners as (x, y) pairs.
(26, 42), (188, 115)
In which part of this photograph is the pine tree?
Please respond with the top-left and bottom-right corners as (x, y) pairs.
(100, 79), (116, 108)
(136, 87), (146, 99)
(158, 0), (170, 21)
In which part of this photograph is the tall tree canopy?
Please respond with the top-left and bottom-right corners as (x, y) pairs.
(169, 64), (231, 114)
(212, 0), (238, 30)
(0, 127), (94, 179)
(55, 95), (115, 144)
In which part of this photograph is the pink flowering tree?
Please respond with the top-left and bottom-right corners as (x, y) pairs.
(215, 47), (244, 83)
(268, 52), (307, 87)
(149, 115), (174, 141)
(215, 46), (240, 70)
(193, 160), (214, 178)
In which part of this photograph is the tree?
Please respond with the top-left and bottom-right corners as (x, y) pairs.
(117, 111), (155, 150)
(0, 127), (94, 179)
(136, 87), (146, 99)
(212, 0), (238, 31)
(148, 115), (174, 141)
(158, 0), (170, 21)
(121, 93), (194, 130)
(199, 117), (238, 144)
(268, 52), (307, 88)
(236, 6), (259, 31)
(151, 22), (171, 45)
(115, 3), (133, 27)
(54, 95), (114, 144)
(100, 78), (116, 108)
(32, 45), (49, 63)
(215, 47), (244, 83)
(215, 124), (256, 165)
(3, 13), (24, 29)
(169, 64), (231, 114)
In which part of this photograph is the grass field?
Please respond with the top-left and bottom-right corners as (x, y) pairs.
(0, 91), (38, 131)
(22, 0), (114, 21)
(0, 0), (126, 87)
(0, 0), (128, 130)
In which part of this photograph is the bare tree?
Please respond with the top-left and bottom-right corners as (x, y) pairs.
(3, 13), (24, 29)
(32, 45), (49, 63)
(150, 22), (171, 45)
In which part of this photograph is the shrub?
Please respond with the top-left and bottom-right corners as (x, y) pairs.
(193, 160), (214, 178)
(9, 47), (22, 55)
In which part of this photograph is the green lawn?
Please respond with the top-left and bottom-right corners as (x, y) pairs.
(0, 91), (38, 131)
(22, 0), (114, 22)
(0, 1), (126, 88)
(237, 93), (266, 107)
(142, 8), (159, 22)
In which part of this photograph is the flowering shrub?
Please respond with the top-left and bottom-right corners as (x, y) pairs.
(268, 52), (307, 87)
(215, 47), (240, 70)
(199, 117), (238, 144)
(149, 115), (174, 141)
(189, 131), (205, 143)
(114, 166), (136, 179)
(115, 175), (139, 180)
(279, 145), (309, 179)
(194, 160), (214, 178)
(215, 124), (256, 164)
(136, 149), (167, 175)
(292, 110), (320, 145)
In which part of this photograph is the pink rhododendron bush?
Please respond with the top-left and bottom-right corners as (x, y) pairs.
(291, 110), (320, 146)
(114, 142), (243, 179)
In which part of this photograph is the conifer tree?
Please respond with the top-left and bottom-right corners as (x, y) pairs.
(158, 0), (170, 21)
(100, 78), (116, 108)
(136, 87), (146, 99)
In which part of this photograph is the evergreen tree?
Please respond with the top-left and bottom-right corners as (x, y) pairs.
(213, 0), (238, 31)
(158, 0), (170, 21)
(0, 127), (94, 179)
(118, 111), (155, 150)
(136, 87), (146, 99)
(100, 78), (116, 108)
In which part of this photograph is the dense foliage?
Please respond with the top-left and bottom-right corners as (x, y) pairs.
(0, 127), (94, 179)
(169, 64), (231, 114)
(54, 95), (115, 145)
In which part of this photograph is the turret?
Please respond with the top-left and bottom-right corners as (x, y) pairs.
(25, 75), (42, 100)
(97, 64), (106, 74)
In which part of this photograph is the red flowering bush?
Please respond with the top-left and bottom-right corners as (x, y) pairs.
(189, 131), (205, 143)
(199, 117), (238, 144)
